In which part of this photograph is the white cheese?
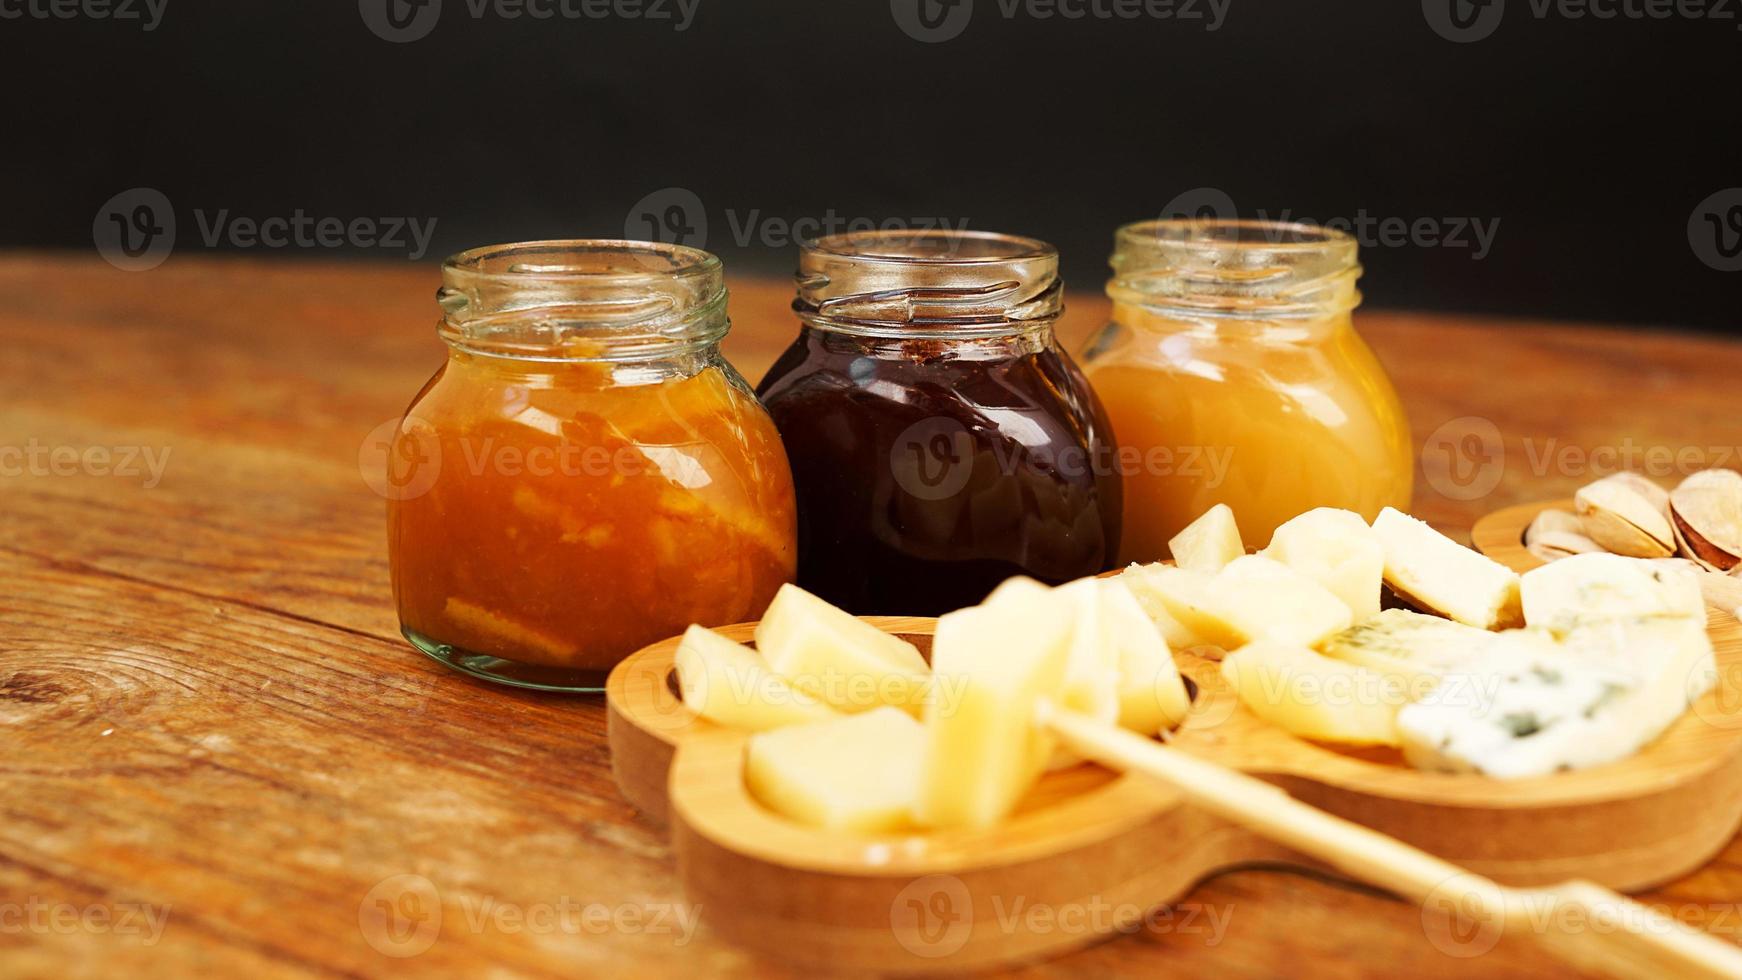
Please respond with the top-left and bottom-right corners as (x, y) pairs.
(1371, 507), (1523, 629)
(1520, 552), (1707, 635)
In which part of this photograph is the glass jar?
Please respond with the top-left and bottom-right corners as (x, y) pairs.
(1079, 219), (1413, 564)
(756, 229), (1122, 616)
(387, 240), (797, 691)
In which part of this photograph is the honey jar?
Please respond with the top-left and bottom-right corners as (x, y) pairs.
(1079, 220), (1413, 562)
(386, 241), (797, 691)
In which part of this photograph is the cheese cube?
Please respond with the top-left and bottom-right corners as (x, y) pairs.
(1169, 503), (1245, 572)
(1112, 563), (1202, 649)
(674, 625), (840, 732)
(754, 583), (931, 715)
(1101, 577), (1192, 735)
(744, 707), (924, 832)
(1142, 555), (1353, 653)
(1266, 508), (1386, 621)
(985, 576), (1119, 770)
(1220, 641), (1406, 746)
(1372, 507), (1523, 629)
(1521, 553), (1707, 635)
(914, 594), (1074, 829)
(1319, 608), (1557, 688)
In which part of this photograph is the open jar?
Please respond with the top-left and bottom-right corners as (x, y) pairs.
(756, 229), (1122, 615)
(386, 240), (797, 691)
(1079, 219), (1414, 563)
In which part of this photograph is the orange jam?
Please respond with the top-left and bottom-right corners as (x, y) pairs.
(386, 241), (796, 690)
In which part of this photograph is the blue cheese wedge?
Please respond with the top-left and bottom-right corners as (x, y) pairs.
(1319, 609), (1557, 689)
(1372, 508), (1524, 629)
(1397, 616), (1716, 778)
(1520, 553), (1707, 635)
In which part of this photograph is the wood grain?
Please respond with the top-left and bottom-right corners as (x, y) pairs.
(4, 253), (1742, 977)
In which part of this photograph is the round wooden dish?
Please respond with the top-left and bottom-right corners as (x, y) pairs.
(606, 532), (1742, 972)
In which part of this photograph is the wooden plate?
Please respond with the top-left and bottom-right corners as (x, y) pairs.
(606, 526), (1742, 972)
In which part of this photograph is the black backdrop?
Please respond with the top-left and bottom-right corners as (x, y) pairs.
(5, 0), (1739, 332)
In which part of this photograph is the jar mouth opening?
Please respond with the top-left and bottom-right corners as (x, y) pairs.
(1108, 219), (1361, 319)
(802, 229), (1055, 265)
(439, 239), (728, 362)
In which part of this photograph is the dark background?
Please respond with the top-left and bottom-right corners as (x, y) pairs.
(5, 0), (1739, 331)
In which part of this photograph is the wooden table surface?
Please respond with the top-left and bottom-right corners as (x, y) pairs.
(4, 253), (1741, 979)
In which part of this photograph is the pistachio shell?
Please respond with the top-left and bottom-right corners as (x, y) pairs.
(1526, 529), (1603, 563)
(1524, 508), (1585, 543)
(1574, 473), (1676, 557)
(1669, 469), (1742, 573)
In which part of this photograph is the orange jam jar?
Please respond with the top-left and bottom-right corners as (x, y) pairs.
(1079, 220), (1413, 563)
(386, 241), (797, 691)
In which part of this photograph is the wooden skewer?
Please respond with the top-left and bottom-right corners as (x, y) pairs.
(1043, 708), (1742, 980)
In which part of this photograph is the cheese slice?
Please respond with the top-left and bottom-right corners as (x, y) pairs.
(744, 706), (924, 832)
(1397, 618), (1715, 778)
(1221, 641), (1405, 746)
(1372, 507), (1523, 629)
(1521, 552), (1707, 635)
(1319, 609), (1557, 689)
(1169, 503), (1245, 572)
(674, 625), (841, 732)
(985, 576), (1119, 770)
(1265, 508), (1386, 621)
(913, 593), (1074, 829)
(1134, 555), (1353, 654)
(1100, 577), (1192, 736)
(754, 583), (931, 716)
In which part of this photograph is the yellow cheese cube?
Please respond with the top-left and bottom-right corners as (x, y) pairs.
(744, 707), (924, 832)
(674, 625), (840, 732)
(1133, 556), (1353, 654)
(1101, 577), (1192, 735)
(1372, 507), (1523, 629)
(1221, 641), (1405, 746)
(754, 583), (931, 715)
(914, 595), (1074, 829)
(1265, 508), (1386, 622)
(1169, 503), (1245, 572)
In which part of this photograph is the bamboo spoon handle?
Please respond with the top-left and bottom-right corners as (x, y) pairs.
(1044, 708), (1742, 980)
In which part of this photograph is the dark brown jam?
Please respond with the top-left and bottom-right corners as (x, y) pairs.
(756, 327), (1122, 616)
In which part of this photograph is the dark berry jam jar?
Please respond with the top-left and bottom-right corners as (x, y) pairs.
(756, 229), (1122, 615)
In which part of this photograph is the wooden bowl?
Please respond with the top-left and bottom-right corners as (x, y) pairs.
(605, 516), (1742, 972)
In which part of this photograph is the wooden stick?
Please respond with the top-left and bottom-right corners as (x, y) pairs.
(1044, 708), (1742, 980)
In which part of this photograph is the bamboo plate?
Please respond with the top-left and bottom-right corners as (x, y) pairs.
(606, 513), (1742, 972)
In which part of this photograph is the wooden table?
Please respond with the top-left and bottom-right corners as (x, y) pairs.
(4, 254), (1739, 978)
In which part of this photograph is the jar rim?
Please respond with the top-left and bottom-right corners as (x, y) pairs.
(1115, 218), (1359, 254)
(438, 239), (728, 362)
(1107, 218), (1362, 319)
(801, 228), (1056, 265)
